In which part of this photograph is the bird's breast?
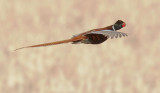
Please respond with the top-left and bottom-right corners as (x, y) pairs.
(84, 34), (108, 44)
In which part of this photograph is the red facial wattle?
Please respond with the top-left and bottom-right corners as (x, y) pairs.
(122, 22), (126, 27)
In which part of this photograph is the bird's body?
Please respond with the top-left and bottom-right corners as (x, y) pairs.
(71, 25), (113, 44)
(15, 20), (127, 51)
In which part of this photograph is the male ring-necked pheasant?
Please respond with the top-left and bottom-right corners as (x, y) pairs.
(15, 20), (127, 51)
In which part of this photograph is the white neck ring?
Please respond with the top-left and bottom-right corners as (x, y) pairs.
(112, 25), (116, 31)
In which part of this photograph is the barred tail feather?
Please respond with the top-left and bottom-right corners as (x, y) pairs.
(14, 39), (74, 51)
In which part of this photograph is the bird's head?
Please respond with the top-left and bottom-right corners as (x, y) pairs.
(113, 20), (126, 30)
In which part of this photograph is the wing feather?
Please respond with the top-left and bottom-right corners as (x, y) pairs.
(87, 30), (127, 39)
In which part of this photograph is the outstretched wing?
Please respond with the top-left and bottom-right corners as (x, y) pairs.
(88, 30), (128, 39)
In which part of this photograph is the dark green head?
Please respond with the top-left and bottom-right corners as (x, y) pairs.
(113, 20), (126, 30)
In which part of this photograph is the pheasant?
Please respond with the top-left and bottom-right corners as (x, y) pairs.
(15, 20), (127, 51)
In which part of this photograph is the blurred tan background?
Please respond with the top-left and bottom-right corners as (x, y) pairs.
(1, 0), (160, 93)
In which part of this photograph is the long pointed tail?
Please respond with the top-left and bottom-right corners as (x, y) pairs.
(15, 38), (75, 51)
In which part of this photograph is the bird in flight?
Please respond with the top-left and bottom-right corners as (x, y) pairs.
(15, 20), (127, 51)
